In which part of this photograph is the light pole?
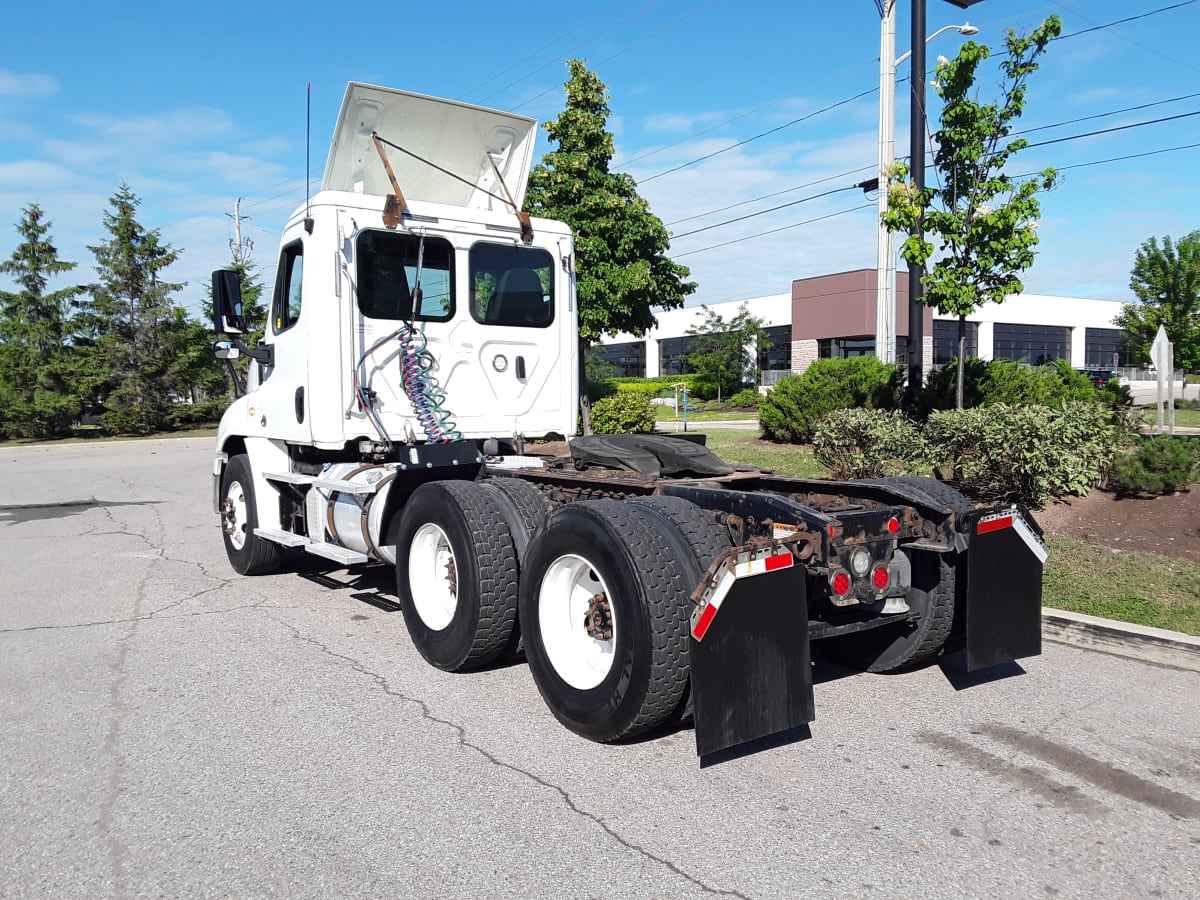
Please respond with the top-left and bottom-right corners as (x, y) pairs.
(874, 1), (977, 367)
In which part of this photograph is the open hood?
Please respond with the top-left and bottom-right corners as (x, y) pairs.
(322, 83), (538, 211)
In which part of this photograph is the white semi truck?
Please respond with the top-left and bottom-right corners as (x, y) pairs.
(211, 83), (1046, 756)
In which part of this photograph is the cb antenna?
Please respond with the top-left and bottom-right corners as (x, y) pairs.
(304, 82), (314, 234)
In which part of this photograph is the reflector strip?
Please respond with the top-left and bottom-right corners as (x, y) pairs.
(977, 514), (1014, 535)
(691, 550), (794, 641)
(976, 509), (1048, 564)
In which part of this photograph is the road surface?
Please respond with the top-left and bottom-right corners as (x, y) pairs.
(1, 438), (1197, 898)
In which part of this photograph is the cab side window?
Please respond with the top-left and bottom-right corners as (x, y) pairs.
(273, 241), (304, 333)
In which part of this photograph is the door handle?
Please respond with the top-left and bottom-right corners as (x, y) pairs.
(515, 356), (526, 379)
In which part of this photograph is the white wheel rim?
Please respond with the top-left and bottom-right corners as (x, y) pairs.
(408, 523), (458, 631)
(225, 480), (249, 550)
(538, 554), (617, 690)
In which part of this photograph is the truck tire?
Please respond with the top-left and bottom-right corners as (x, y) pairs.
(823, 548), (958, 673)
(479, 477), (555, 660)
(219, 454), (283, 576)
(394, 480), (519, 672)
(519, 500), (695, 742)
(860, 475), (974, 516)
(479, 477), (553, 561)
(628, 496), (731, 576)
(627, 496), (731, 721)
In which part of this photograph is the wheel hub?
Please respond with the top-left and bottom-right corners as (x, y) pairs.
(445, 557), (458, 596)
(584, 591), (613, 641)
(220, 497), (237, 536)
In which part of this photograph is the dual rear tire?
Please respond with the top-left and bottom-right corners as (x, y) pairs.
(393, 484), (729, 743)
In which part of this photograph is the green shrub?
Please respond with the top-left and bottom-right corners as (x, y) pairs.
(918, 358), (1120, 415)
(759, 357), (902, 444)
(924, 401), (1135, 507)
(812, 409), (926, 480)
(166, 397), (228, 429)
(726, 388), (762, 409)
(589, 392), (656, 434)
(587, 374), (713, 403)
(1108, 436), (1199, 495)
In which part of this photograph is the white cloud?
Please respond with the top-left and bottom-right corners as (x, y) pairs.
(0, 70), (58, 97)
(72, 107), (235, 145)
(0, 160), (78, 188)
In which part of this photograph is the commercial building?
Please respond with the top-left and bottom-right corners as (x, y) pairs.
(596, 270), (1129, 383)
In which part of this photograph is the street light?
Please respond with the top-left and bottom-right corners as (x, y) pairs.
(874, 2), (979, 366)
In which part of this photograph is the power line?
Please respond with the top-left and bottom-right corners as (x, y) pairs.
(510, 0), (716, 112)
(455, 0), (625, 102)
(1053, 0), (1198, 41)
(672, 204), (875, 259)
(1024, 109), (1200, 148)
(1016, 91), (1200, 135)
(478, 1), (661, 105)
(639, 87), (878, 184)
(671, 186), (861, 239)
(665, 165), (875, 226)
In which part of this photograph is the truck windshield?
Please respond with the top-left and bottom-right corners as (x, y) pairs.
(356, 230), (454, 321)
(469, 242), (554, 328)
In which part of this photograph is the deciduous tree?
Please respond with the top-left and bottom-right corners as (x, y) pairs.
(684, 303), (770, 401)
(883, 15), (1062, 408)
(1115, 230), (1200, 375)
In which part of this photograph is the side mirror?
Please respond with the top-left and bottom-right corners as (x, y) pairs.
(213, 340), (241, 360)
(212, 269), (246, 334)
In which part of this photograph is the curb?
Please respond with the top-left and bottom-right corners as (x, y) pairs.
(1042, 607), (1200, 673)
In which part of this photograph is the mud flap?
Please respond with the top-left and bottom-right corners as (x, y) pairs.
(689, 564), (814, 757)
(964, 507), (1047, 671)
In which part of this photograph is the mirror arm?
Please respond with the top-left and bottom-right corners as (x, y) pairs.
(233, 339), (274, 367)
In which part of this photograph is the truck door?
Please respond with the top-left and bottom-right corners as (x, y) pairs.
(251, 237), (312, 444)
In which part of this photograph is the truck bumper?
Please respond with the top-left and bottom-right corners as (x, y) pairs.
(963, 505), (1047, 670)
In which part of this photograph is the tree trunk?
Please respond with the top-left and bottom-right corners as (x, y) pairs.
(578, 339), (592, 436)
(955, 314), (967, 410)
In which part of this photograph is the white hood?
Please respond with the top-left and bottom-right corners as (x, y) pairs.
(322, 82), (538, 211)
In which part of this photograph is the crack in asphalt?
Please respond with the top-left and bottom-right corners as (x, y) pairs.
(265, 612), (750, 900)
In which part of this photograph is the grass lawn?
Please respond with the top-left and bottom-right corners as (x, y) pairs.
(1043, 537), (1200, 636)
(698, 428), (829, 480)
(654, 405), (758, 423)
(1141, 407), (1200, 428)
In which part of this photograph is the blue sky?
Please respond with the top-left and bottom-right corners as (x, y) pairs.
(1, 0), (1197, 320)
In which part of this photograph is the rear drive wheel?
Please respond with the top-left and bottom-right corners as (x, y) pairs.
(394, 481), (519, 671)
(478, 477), (554, 659)
(219, 454), (282, 576)
(519, 501), (696, 742)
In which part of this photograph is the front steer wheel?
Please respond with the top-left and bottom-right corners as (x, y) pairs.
(219, 454), (282, 576)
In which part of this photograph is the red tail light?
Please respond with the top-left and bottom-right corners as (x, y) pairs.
(832, 571), (851, 596)
(873, 566), (889, 589)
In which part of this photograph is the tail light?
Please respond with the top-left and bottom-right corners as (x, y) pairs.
(831, 571), (851, 597)
(873, 566), (889, 589)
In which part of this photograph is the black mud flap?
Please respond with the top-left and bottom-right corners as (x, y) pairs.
(689, 564), (814, 757)
(964, 506), (1047, 671)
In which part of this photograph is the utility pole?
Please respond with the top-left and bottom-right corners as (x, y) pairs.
(875, 0), (898, 365)
(906, 0), (927, 403)
(227, 198), (253, 267)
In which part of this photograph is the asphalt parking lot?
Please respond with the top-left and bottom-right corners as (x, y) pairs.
(2, 437), (1198, 898)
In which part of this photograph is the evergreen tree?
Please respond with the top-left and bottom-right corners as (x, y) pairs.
(0, 204), (84, 438)
(525, 59), (696, 343)
(79, 184), (186, 434)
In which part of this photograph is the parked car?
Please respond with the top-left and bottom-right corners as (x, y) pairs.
(1078, 368), (1116, 388)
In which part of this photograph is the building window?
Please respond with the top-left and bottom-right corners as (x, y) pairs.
(1085, 328), (1129, 368)
(594, 341), (646, 378)
(818, 336), (876, 359)
(992, 323), (1070, 365)
(933, 320), (978, 365)
(757, 325), (792, 371)
(660, 335), (702, 375)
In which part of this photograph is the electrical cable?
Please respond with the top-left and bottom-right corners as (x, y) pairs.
(672, 203), (874, 258)
(670, 186), (861, 239)
(665, 165), (875, 226)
